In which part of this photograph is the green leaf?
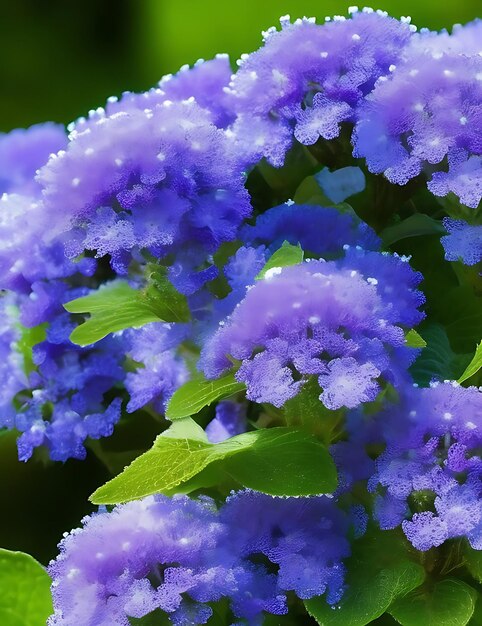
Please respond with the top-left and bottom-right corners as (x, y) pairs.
(15, 323), (47, 376)
(0, 548), (53, 626)
(256, 241), (304, 279)
(166, 373), (246, 420)
(305, 529), (425, 626)
(64, 268), (190, 346)
(410, 324), (457, 386)
(380, 214), (445, 247)
(439, 286), (482, 354)
(465, 543), (482, 584)
(389, 579), (477, 626)
(458, 341), (482, 384)
(90, 419), (337, 504)
(405, 329), (427, 349)
(284, 377), (343, 443)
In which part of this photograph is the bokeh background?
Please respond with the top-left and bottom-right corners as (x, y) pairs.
(1, 0), (480, 131)
(0, 0), (480, 563)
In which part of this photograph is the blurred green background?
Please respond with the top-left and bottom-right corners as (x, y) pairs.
(1, 0), (480, 131)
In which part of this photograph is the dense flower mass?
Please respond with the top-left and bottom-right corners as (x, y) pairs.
(354, 53), (482, 207)
(38, 99), (251, 275)
(441, 218), (482, 266)
(368, 383), (482, 550)
(48, 491), (360, 625)
(229, 9), (414, 166)
(201, 255), (424, 409)
(1, 7), (482, 626)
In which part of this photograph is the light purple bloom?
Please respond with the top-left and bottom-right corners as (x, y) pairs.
(369, 383), (482, 550)
(200, 258), (423, 409)
(229, 9), (413, 166)
(354, 52), (482, 207)
(38, 100), (251, 274)
(0, 122), (66, 195)
(441, 218), (482, 266)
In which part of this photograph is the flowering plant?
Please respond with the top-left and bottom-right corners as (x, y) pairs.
(1, 7), (482, 626)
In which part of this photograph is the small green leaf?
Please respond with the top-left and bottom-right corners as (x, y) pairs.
(381, 214), (445, 247)
(0, 548), (53, 626)
(457, 341), (482, 384)
(166, 372), (245, 420)
(389, 579), (477, 626)
(405, 329), (427, 349)
(256, 241), (304, 279)
(64, 269), (190, 346)
(90, 420), (337, 504)
(305, 529), (425, 626)
(15, 323), (47, 376)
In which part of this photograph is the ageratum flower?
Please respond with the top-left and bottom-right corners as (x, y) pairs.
(0, 194), (95, 292)
(353, 52), (482, 207)
(411, 19), (482, 58)
(368, 383), (482, 551)
(73, 54), (234, 132)
(0, 122), (66, 195)
(48, 491), (359, 625)
(205, 400), (247, 443)
(48, 495), (231, 626)
(441, 218), (482, 266)
(38, 99), (251, 276)
(124, 322), (189, 414)
(240, 202), (380, 255)
(0, 284), (125, 462)
(200, 256), (424, 410)
(228, 8), (413, 166)
(221, 491), (365, 605)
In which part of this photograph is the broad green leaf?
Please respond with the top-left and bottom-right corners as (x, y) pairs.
(465, 543), (482, 584)
(166, 373), (245, 420)
(389, 579), (477, 626)
(91, 419), (337, 504)
(64, 269), (190, 346)
(0, 549), (53, 626)
(305, 529), (425, 626)
(458, 341), (482, 384)
(410, 324), (457, 386)
(405, 329), (427, 349)
(381, 214), (445, 247)
(256, 241), (304, 279)
(439, 286), (482, 354)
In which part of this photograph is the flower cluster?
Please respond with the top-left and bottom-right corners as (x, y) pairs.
(48, 491), (363, 625)
(229, 9), (414, 166)
(1, 8), (482, 626)
(201, 253), (424, 409)
(368, 383), (482, 551)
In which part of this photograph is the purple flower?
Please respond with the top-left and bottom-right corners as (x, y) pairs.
(354, 52), (482, 207)
(441, 218), (482, 266)
(229, 9), (413, 166)
(0, 122), (66, 195)
(124, 323), (189, 414)
(0, 194), (95, 291)
(38, 100), (251, 274)
(48, 495), (229, 626)
(240, 202), (380, 256)
(49, 491), (360, 624)
(368, 383), (482, 550)
(200, 258), (423, 409)
(221, 490), (364, 604)
(205, 400), (247, 443)
(73, 55), (233, 132)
